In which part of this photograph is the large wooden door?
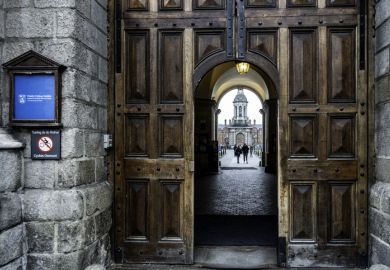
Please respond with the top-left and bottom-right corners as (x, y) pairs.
(113, 0), (229, 264)
(113, 0), (368, 266)
(268, 2), (368, 268)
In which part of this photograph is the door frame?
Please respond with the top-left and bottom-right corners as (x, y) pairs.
(192, 52), (282, 263)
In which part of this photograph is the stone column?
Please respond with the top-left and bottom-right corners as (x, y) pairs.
(370, 0), (390, 266)
(0, 1), (112, 269)
(0, 129), (26, 269)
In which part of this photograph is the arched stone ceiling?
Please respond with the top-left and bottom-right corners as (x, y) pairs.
(211, 67), (269, 103)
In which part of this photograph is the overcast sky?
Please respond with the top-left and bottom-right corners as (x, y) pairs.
(217, 89), (263, 125)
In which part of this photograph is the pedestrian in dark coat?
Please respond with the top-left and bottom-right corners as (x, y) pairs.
(235, 146), (242, 163)
(242, 143), (249, 163)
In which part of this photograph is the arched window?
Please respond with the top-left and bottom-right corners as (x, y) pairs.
(235, 106), (237, 117)
(239, 106), (242, 117)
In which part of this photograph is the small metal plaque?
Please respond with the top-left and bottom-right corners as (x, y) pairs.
(31, 130), (61, 160)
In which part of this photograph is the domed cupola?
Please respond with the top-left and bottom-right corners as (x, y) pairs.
(233, 89), (248, 103)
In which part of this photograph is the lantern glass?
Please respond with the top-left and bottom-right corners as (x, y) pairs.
(236, 62), (250, 74)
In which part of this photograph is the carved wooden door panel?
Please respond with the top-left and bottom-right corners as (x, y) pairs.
(243, 2), (368, 268)
(114, 0), (230, 264)
(240, 0), (367, 267)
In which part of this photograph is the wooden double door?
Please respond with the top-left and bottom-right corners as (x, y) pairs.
(113, 0), (368, 267)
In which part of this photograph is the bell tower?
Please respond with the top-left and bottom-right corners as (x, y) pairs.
(232, 88), (248, 126)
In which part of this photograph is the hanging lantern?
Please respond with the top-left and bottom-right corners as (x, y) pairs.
(236, 62), (250, 75)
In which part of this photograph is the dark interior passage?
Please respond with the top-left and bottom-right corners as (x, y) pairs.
(195, 151), (277, 246)
(195, 215), (277, 246)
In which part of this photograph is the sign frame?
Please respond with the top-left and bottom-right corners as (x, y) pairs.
(31, 129), (61, 160)
(3, 50), (66, 127)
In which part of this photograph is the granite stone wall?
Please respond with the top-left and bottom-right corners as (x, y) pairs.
(0, 130), (26, 270)
(0, 1), (111, 269)
(370, 0), (390, 266)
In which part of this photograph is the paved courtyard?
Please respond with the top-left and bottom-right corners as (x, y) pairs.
(195, 150), (277, 216)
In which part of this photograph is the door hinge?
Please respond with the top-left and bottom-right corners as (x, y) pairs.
(226, 0), (234, 58)
(115, 0), (122, 73)
(236, 0), (246, 59)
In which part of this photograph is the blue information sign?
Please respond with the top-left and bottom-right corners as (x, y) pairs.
(14, 74), (55, 120)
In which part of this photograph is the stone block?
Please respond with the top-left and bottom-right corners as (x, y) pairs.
(370, 235), (390, 266)
(91, 80), (107, 106)
(376, 129), (390, 157)
(95, 157), (106, 183)
(13, 131), (31, 158)
(95, 0), (107, 9)
(58, 159), (95, 187)
(85, 132), (105, 157)
(79, 182), (112, 216)
(62, 99), (98, 129)
(0, 10), (4, 40)
(76, 0), (91, 18)
(376, 0), (390, 27)
(0, 193), (22, 231)
(381, 185), (390, 215)
(6, 9), (55, 38)
(376, 48), (390, 78)
(95, 208), (111, 238)
(0, 102), (9, 127)
(2, 41), (34, 63)
(62, 128), (84, 158)
(34, 0), (75, 8)
(0, 224), (24, 266)
(0, 150), (22, 192)
(98, 57), (108, 83)
(97, 107), (107, 131)
(27, 251), (84, 270)
(370, 208), (390, 244)
(82, 235), (110, 268)
(24, 190), (84, 221)
(55, 8), (77, 38)
(25, 222), (54, 253)
(370, 265), (390, 270)
(57, 218), (95, 253)
(85, 265), (105, 270)
(62, 69), (92, 102)
(376, 75), (390, 105)
(4, 0), (31, 8)
(376, 158), (390, 184)
(0, 129), (23, 149)
(371, 182), (386, 210)
(87, 49), (99, 77)
(24, 160), (57, 189)
(35, 38), (77, 68)
(376, 102), (390, 131)
(91, 0), (107, 33)
(0, 257), (24, 270)
(376, 20), (390, 51)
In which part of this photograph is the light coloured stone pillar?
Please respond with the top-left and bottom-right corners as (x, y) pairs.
(370, 0), (390, 266)
(0, 1), (112, 269)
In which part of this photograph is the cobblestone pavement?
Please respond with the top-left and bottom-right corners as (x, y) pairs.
(195, 150), (277, 216)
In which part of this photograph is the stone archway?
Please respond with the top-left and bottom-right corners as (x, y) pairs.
(236, 132), (245, 145)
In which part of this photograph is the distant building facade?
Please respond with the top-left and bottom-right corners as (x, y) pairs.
(217, 89), (263, 147)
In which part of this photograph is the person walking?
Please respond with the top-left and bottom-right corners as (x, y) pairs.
(235, 146), (242, 163)
(242, 143), (249, 163)
(250, 145), (253, 157)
